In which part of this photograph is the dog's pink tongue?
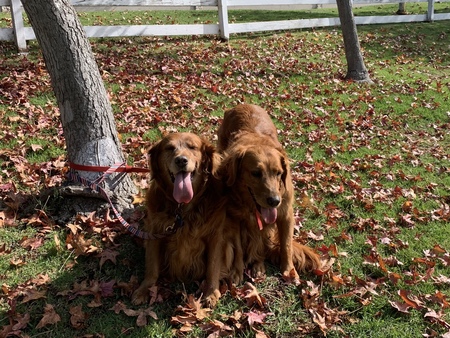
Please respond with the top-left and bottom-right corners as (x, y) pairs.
(261, 207), (277, 224)
(173, 172), (193, 204)
(261, 208), (277, 224)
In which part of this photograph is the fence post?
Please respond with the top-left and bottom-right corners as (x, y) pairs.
(218, 0), (229, 40)
(427, 0), (435, 21)
(11, 0), (27, 52)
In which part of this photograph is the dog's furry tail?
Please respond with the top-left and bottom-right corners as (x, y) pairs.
(291, 241), (321, 272)
(267, 241), (321, 272)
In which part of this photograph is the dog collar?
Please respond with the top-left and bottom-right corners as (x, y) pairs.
(255, 210), (264, 231)
(248, 187), (264, 231)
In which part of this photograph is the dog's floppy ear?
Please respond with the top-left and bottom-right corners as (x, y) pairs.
(279, 150), (290, 187)
(201, 138), (221, 178)
(148, 140), (163, 181)
(223, 144), (246, 186)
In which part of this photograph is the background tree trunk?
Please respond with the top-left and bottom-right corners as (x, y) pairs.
(397, 3), (407, 15)
(21, 0), (137, 207)
(336, 0), (372, 82)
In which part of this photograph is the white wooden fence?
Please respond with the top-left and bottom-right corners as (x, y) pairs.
(1, 0), (449, 51)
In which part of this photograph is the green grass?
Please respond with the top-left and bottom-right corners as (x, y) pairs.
(1, 7), (450, 338)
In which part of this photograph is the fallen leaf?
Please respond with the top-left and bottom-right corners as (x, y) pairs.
(123, 307), (158, 327)
(21, 288), (47, 303)
(389, 300), (412, 313)
(30, 144), (43, 152)
(97, 248), (119, 268)
(36, 304), (61, 329)
(69, 305), (88, 329)
(241, 282), (266, 308)
(398, 289), (424, 310)
(247, 311), (268, 326)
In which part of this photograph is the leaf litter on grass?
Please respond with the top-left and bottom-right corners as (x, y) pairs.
(1, 20), (450, 337)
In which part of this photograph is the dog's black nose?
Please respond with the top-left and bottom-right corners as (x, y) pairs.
(267, 196), (280, 207)
(175, 156), (188, 168)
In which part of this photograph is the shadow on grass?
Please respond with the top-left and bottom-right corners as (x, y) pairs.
(0, 189), (181, 337)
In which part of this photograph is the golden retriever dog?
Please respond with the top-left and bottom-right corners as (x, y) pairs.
(132, 132), (243, 307)
(217, 104), (320, 281)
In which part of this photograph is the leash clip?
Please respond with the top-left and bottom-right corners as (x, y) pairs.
(165, 204), (184, 234)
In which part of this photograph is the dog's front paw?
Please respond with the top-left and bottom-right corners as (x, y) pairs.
(251, 261), (266, 278)
(132, 286), (150, 305)
(231, 271), (243, 285)
(282, 267), (300, 285)
(204, 289), (221, 308)
(230, 264), (245, 285)
(198, 281), (221, 308)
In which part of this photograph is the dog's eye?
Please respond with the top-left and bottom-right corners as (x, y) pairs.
(277, 171), (283, 177)
(165, 145), (176, 152)
(187, 144), (198, 150)
(251, 170), (262, 178)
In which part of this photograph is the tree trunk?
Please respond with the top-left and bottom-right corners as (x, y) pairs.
(397, 3), (407, 15)
(21, 0), (137, 207)
(336, 0), (372, 83)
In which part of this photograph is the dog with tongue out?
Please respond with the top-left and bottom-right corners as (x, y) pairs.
(217, 104), (321, 282)
(132, 132), (243, 308)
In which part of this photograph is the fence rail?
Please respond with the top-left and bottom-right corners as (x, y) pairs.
(1, 0), (449, 52)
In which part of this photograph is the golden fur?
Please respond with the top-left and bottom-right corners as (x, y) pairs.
(132, 132), (243, 306)
(218, 104), (320, 280)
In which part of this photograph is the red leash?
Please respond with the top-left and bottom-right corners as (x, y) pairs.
(67, 162), (163, 240)
(69, 162), (149, 173)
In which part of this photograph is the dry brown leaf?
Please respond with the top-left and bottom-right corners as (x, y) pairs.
(121, 307), (156, 326)
(21, 288), (47, 303)
(12, 313), (30, 331)
(242, 282), (266, 308)
(186, 294), (211, 320)
(389, 300), (412, 313)
(70, 305), (88, 329)
(424, 309), (450, 329)
(36, 304), (61, 329)
(398, 289), (424, 310)
(10, 258), (25, 267)
(309, 309), (328, 333)
(97, 248), (119, 268)
(30, 144), (43, 152)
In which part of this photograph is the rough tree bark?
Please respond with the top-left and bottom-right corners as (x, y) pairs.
(397, 3), (407, 15)
(21, 0), (137, 208)
(336, 0), (372, 83)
